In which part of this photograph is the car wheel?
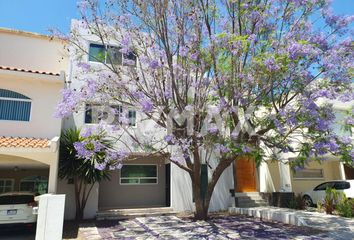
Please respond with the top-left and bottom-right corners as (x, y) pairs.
(303, 195), (313, 207)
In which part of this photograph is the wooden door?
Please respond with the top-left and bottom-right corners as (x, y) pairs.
(234, 156), (257, 192)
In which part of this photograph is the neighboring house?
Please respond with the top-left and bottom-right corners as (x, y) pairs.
(0, 28), (67, 195)
(261, 101), (354, 196)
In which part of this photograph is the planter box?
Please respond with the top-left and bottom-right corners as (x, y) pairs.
(261, 192), (295, 208)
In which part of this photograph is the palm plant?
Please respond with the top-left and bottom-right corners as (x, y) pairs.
(59, 128), (111, 220)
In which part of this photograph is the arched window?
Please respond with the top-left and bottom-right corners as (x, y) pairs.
(0, 89), (31, 121)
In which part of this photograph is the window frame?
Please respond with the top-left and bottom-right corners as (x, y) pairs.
(84, 103), (137, 127)
(0, 89), (32, 122)
(0, 179), (14, 193)
(19, 176), (48, 194)
(87, 42), (137, 66)
(119, 164), (158, 185)
(293, 168), (324, 180)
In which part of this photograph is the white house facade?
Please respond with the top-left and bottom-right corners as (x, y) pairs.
(0, 23), (353, 221)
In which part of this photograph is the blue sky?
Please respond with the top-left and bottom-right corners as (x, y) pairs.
(0, 0), (353, 35)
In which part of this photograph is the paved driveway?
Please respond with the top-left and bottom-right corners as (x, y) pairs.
(80, 215), (334, 240)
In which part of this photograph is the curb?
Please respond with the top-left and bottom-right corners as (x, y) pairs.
(228, 207), (308, 227)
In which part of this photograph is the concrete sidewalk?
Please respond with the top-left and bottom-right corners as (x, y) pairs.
(229, 206), (354, 239)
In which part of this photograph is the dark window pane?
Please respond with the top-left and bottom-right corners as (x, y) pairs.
(128, 110), (136, 126)
(334, 181), (350, 190)
(121, 178), (139, 184)
(85, 104), (93, 123)
(121, 165), (157, 178)
(89, 44), (106, 63)
(123, 52), (137, 66)
(107, 46), (122, 65)
(294, 169), (323, 179)
(111, 105), (122, 125)
(140, 179), (157, 184)
(0, 99), (31, 121)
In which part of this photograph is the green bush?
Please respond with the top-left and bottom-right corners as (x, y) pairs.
(336, 193), (354, 218)
(322, 187), (339, 214)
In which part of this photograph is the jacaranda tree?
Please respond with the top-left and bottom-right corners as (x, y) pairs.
(55, 0), (354, 219)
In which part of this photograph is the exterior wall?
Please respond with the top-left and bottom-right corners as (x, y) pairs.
(290, 161), (342, 194)
(57, 179), (99, 220)
(0, 28), (68, 73)
(259, 161), (281, 193)
(99, 156), (166, 209)
(171, 158), (234, 213)
(0, 74), (63, 139)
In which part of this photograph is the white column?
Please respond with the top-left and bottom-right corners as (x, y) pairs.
(48, 153), (59, 193)
(35, 194), (65, 240)
(278, 161), (292, 192)
(339, 162), (346, 180)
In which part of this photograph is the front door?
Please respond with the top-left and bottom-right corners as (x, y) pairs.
(234, 156), (257, 192)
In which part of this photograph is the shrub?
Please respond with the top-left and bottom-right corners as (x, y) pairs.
(322, 187), (339, 214)
(288, 194), (306, 210)
(336, 193), (354, 218)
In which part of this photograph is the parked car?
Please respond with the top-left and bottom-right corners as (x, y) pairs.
(302, 180), (354, 207)
(0, 192), (37, 229)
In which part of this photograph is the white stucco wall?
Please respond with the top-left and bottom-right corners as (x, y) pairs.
(0, 28), (67, 139)
(0, 28), (68, 74)
(0, 73), (63, 139)
(171, 160), (234, 212)
(57, 179), (99, 220)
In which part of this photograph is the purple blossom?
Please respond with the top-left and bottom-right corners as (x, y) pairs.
(345, 117), (354, 125)
(207, 125), (219, 135)
(191, 52), (199, 61)
(149, 59), (160, 69)
(54, 89), (81, 118)
(242, 145), (252, 153)
(77, 62), (91, 71)
(140, 99), (153, 112)
(339, 136), (353, 145)
(164, 135), (174, 143)
(80, 127), (93, 138)
(264, 57), (280, 72)
(74, 141), (95, 160)
(95, 162), (106, 171)
(179, 46), (189, 57)
(215, 143), (230, 154)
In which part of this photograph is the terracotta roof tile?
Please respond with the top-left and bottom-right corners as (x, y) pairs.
(0, 136), (50, 148)
(0, 66), (60, 76)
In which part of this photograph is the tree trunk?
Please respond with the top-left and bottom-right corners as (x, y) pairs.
(192, 157), (236, 220)
(74, 177), (83, 221)
(75, 207), (84, 220)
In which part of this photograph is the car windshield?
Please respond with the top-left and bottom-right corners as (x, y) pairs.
(0, 195), (34, 205)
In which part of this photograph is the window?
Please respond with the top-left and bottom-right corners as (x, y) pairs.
(88, 43), (137, 66)
(0, 179), (14, 193)
(0, 89), (31, 121)
(293, 169), (324, 179)
(19, 176), (48, 195)
(314, 182), (335, 191)
(332, 111), (352, 137)
(334, 181), (350, 190)
(120, 165), (157, 185)
(85, 104), (136, 126)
